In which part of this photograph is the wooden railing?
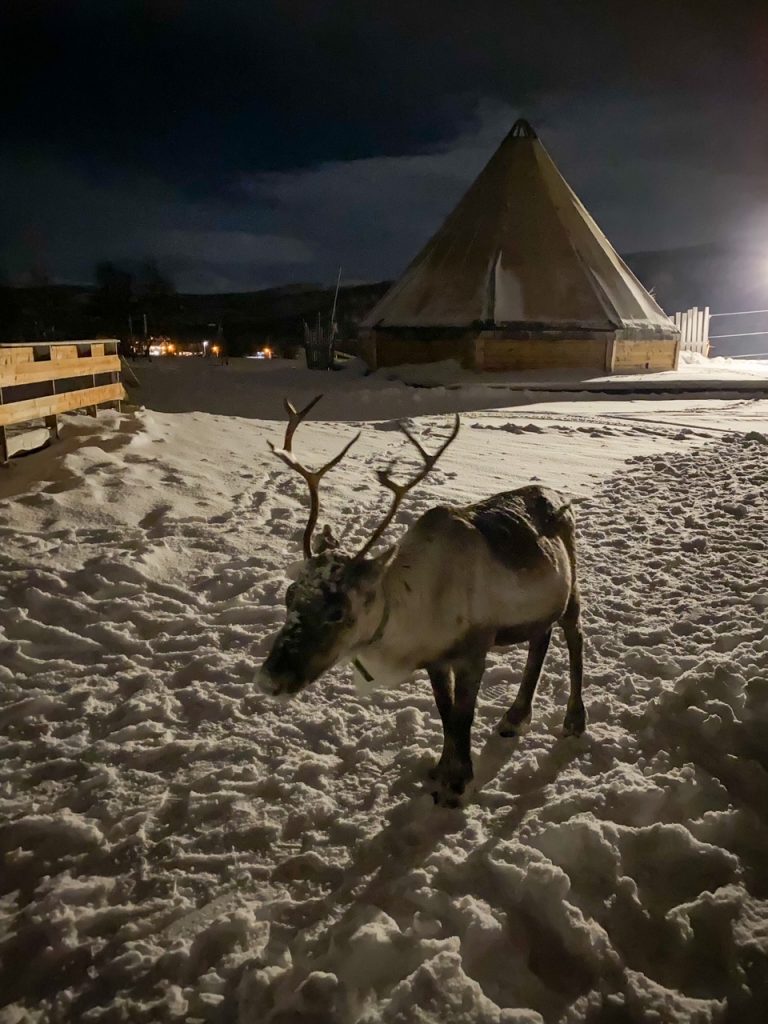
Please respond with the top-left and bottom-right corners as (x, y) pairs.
(0, 340), (126, 463)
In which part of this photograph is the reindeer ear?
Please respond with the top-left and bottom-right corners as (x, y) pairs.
(351, 545), (396, 587)
(370, 546), (397, 573)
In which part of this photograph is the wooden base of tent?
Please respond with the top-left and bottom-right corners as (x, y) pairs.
(358, 335), (679, 374)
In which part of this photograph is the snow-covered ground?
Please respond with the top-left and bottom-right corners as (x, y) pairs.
(125, 353), (768, 423)
(2, 360), (768, 1022)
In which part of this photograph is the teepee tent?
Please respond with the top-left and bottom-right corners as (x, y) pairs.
(360, 119), (679, 373)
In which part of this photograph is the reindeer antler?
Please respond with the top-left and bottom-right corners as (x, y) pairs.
(268, 395), (360, 558)
(357, 414), (460, 558)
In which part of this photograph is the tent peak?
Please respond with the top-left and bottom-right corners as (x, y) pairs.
(509, 118), (537, 139)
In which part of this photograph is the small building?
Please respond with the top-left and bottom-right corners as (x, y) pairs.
(359, 119), (679, 373)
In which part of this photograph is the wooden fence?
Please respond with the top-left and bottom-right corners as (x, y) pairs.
(672, 306), (710, 356)
(0, 340), (125, 463)
(303, 317), (335, 371)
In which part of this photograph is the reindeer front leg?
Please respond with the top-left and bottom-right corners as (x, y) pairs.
(427, 665), (453, 777)
(427, 646), (486, 808)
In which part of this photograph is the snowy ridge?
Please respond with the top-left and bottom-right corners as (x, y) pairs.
(1, 401), (767, 1021)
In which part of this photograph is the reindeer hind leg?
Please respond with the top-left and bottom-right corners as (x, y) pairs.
(561, 595), (586, 737)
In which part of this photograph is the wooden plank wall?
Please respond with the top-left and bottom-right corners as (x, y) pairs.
(361, 333), (679, 374)
(0, 383), (125, 428)
(477, 338), (607, 372)
(355, 335), (378, 370)
(611, 339), (678, 372)
(367, 336), (476, 370)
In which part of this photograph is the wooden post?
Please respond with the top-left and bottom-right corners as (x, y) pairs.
(0, 379), (5, 464)
(604, 337), (617, 373)
(473, 336), (485, 371)
(695, 307), (702, 352)
(45, 414), (59, 440)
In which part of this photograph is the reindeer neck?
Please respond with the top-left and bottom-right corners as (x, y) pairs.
(367, 546), (399, 644)
(350, 547), (403, 684)
(367, 591), (392, 645)
(355, 547), (422, 661)
(352, 552), (415, 688)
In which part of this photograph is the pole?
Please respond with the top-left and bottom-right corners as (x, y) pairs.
(330, 265), (342, 327)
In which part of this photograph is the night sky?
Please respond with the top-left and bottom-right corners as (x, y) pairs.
(2, 1), (767, 293)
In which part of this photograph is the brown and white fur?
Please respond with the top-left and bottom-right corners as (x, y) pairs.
(257, 484), (584, 807)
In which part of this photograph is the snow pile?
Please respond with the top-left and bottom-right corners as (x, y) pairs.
(679, 351), (768, 379)
(1, 392), (768, 1022)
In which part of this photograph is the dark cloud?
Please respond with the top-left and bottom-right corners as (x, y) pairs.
(4, 1), (766, 187)
(1, 1), (767, 290)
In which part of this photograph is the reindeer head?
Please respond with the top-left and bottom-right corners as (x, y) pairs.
(257, 548), (393, 695)
(256, 396), (459, 697)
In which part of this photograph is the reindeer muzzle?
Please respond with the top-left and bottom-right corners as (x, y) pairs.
(254, 668), (297, 697)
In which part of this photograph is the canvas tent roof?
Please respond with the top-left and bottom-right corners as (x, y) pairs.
(363, 120), (674, 334)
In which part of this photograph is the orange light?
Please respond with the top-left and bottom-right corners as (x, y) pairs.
(212, 345), (221, 356)
(262, 346), (273, 358)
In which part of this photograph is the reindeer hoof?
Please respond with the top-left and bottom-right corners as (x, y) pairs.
(430, 769), (472, 808)
(498, 708), (531, 738)
(562, 702), (586, 738)
(432, 790), (461, 809)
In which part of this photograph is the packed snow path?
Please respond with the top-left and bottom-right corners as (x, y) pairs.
(1, 405), (768, 1022)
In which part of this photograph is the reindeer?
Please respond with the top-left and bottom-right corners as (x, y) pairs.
(257, 396), (585, 807)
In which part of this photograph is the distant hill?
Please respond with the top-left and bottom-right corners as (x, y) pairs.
(175, 281), (391, 348)
(0, 280), (392, 354)
(3, 241), (765, 352)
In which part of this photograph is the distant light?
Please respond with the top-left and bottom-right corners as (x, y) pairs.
(212, 344), (221, 356)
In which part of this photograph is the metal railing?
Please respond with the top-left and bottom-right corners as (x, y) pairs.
(708, 309), (768, 357)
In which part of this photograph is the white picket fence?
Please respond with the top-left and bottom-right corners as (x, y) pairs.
(672, 306), (710, 356)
